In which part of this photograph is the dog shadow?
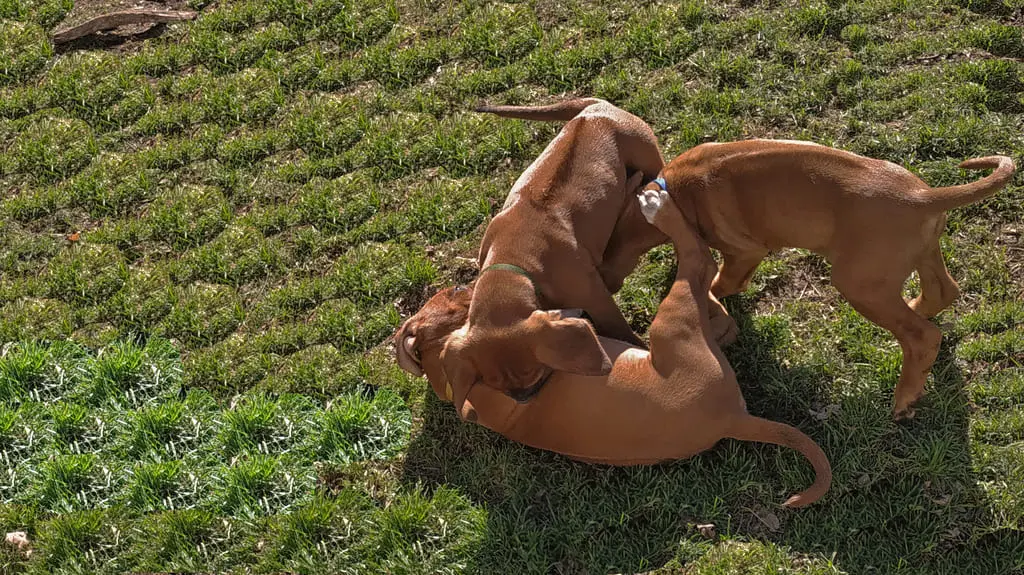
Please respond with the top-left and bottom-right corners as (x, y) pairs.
(399, 295), (1017, 574)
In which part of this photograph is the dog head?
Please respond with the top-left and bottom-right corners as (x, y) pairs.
(394, 285), (474, 402)
(395, 286), (611, 407)
(440, 307), (611, 402)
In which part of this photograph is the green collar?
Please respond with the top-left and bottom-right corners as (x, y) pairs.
(479, 263), (542, 301)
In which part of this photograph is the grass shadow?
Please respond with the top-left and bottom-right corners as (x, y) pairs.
(399, 295), (1019, 573)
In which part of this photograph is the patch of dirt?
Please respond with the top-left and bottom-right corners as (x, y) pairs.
(753, 250), (837, 317)
(317, 459), (402, 504)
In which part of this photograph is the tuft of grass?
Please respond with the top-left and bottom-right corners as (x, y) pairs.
(0, 21), (52, 86)
(0, 340), (85, 403)
(146, 185), (233, 251)
(122, 460), (183, 512)
(45, 244), (129, 306)
(218, 453), (315, 517)
(158, 283), (244, 349)
(317, 387), (411, 464)
(79, 338), (181, 407)
(220, 393), (316, 457)
(4, 115), (97, 183)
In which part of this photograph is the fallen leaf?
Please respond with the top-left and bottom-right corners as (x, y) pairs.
(696, 523), (716, 539)
(755, 509), (781, 532)
(4, 531), (32, 557)
(66, 232), (80, 242)
(808, 403), (840, 421)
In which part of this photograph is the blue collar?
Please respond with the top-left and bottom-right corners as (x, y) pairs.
(653, 176), (667, 191)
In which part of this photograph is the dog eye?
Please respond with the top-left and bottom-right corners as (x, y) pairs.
(453, 286), (467, 293)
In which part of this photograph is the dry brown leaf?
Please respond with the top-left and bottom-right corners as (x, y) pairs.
(755, 509), (781, 532)
(4, 531), (32, 557)
(696, 523), (716, 539)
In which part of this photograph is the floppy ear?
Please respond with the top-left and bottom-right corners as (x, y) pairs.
(531, 313), (613, 376)
(439, 337), (478, 405)
(394, 330), (423, 377)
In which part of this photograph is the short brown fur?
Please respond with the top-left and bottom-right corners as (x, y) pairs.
(656, 140), (1015, 418)
(397, 191), (832, 508)
(399, 99), (687, 398)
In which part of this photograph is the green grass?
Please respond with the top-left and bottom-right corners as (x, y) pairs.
(1, 0), (1023, 573)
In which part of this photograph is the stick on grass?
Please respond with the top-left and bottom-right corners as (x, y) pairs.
(52, 9), (197, 44)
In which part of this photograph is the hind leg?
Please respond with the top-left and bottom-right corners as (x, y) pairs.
(909, 241), (960, 319)
(711, 250), (768, 298)
(833, 264), (943, 420)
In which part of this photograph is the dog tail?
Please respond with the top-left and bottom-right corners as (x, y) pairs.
(474, 98), (606, 121)
(726, 415), (832, 508)
(923, 155), (1016, 212)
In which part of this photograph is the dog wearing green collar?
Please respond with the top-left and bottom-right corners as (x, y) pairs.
(396, 98), (681, 402)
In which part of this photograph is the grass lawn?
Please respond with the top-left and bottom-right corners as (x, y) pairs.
(1, 0), (1022, 572)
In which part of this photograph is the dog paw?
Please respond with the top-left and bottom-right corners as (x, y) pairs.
(638, 188), (670, 224)
(893, 403), (917, 421)
(893, 407), (915, 421)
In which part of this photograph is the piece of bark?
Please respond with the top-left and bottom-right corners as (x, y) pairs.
(53, 9), (197, 44)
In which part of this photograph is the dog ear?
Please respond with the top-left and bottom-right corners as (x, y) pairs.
(394, 328), (423, 377)
(530, 312), (613, 376)
(439, 337), (478, 406)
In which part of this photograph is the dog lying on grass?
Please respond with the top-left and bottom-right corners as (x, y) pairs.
(395, 189), (832, 508)
(649, 141), (1015, 419)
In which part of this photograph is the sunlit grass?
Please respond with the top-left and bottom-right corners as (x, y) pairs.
(0, 0), (1021, 572)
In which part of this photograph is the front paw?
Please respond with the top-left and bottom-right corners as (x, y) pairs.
(638, 188), (669, 223)
(638, 188), (681, 232)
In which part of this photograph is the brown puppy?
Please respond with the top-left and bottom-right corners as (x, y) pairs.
(399, 98), (691, 401)
(396, 189), (832, 508)
(651, 141), (1015, 419)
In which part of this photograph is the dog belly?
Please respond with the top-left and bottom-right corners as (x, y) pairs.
(700, 190), (836, 254)
(505, 392), (729, 465)
(523, 423), (723, 466)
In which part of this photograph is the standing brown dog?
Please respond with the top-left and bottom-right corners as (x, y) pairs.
(650, 140), (1015, 419)
(396, 188), (832, 508)
(398, 99), (688, 402)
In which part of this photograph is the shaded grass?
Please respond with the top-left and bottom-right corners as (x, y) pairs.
(0, 0), (1022, 572)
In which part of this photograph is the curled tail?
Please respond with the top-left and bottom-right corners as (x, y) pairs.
(727, 415), (832, 508)
(475, 98), (606, 122)
(924, 155), (1016, 212)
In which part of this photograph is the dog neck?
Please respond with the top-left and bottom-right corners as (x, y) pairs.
(468, 265), (540, 326)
